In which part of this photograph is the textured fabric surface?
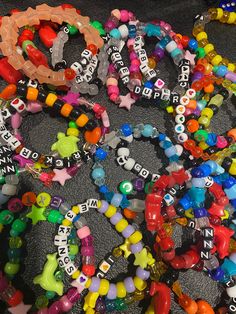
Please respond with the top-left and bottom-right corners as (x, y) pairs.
(0, 0), (235, 313)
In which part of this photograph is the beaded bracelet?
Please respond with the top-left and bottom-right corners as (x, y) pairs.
(0, 4), (103, 86)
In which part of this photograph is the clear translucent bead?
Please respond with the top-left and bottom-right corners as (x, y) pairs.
(204, 255), (219, 270)
(89, 84), (99, 96)
(59, 202), (70, 215)
(5, 175), (19, 185)
(129, 199), (145, 212)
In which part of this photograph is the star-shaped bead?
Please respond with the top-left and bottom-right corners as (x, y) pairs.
(62, 91), (80, 105)
(119, 93), (136, 111)
(185, 50), (196, 66)
(13, 155), (34, 167)
(26, 204), (46, 225)
(211, 224), (234, 259)
(119, 239), (132, 258)
(208, 202), (225, 217)
(8, 302), (31, 314)
(103, 131), (121, 149)
(52, 168), (72, 186)
(134, 248), (153, 269)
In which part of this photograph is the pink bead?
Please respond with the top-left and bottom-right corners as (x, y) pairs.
(48, 301), (62, 314)
(169, 31), (175, 38)
(27, 101), (43, 113)
(129, 64), (139, 73)
(104, 20), (116, 31)
(216, 136), (228, 148)
(107, 85), (119, 96)
(106, 78), (118, 87)
(110, 94), (119, 102)
(131, 59), (140, 66)
(108, 64), (115, 73)
(67, 165), (79, 177)
(81, 246), (94, 256)
(127, 38), (135, 48)
(11, 112), (22, 129)
(129, 51), (137, 60)
(120, 10), (129, 22)
(128, 11), (135, 21)
(14, 132), (23, 142)
(77, 226), (91, 239)
(184, 108), (192, 116)
(177, 44), (183, 49)
(59, 296), (73, 312)
(8, 198), (23, 213)
(67, 288), (80, 303)
(159, 20), (165, 28)
(163, 23), (171, 32)
(38, 309), (48, 314)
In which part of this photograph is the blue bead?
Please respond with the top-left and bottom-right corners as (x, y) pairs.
(104, 191), (114, 202)
(209, 267), (225, 281)
(128, 25), (136, 38)
(189, 187), (205, 203)
(205, 160), (217, 173)
(169, 155), (179, 162)
(111, 193), (123, 207)
(170, 48), (182, 58)
(120, 196), (130, 209)
(158, 133), (166, 141)
(230, 199), (236, 210)
(162, 140), (172, 149)
(206, 133), (217, 146)
(179, 196), (191, 210)
(110, 28), (121, 39)
(223, 177), (236, 188)
(145, 23), (161, 37)
(225, 185), (236, 200)
(216, 65), (228, 77)
(120, 123), (132, 136)
(197, 100), (207, 110)
(193, 207), (208, 218)
(158, 35), (172, 49)
(99, 185), (109, 194)
(188, 38), (198, 51)
(200, 164), (212, 176)
(91, 167), (105, 180)
(95, 148), (108, 161)
(221, 258), (236, 277)
(72, 214), (81, 223)
(141, 124), (153, 137)
(165, 146), (177, 158)
(191, 167), (204, 178)
(144, 81), (154, 88)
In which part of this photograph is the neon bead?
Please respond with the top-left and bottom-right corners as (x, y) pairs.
(115, 219), (129, 232)
(211, 55), (223, 66)
(196, 32), (208, 41)
(98, 279), (110, 295)
(204, 44), (214, 54)
(133, 276), (147, 290)
(105, 205), (117, 218)
(129, 231), (143, 244)
(202, 108), (214, 119)
(116, 282), (127, 298)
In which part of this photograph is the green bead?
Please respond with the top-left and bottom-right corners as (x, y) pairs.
(48, 210), (61, 224)
(35, 295), (49, 309)
(46, 291), (56, 299)
(91, 20), (103, 29)
(67, 23), (78, 35)
(54, 270), (64, 281)
(22, 40), (37, 54)
(12, 219), (27, 233)
(9, 237), (22, 249)
(196, 47), (205, 58)
(69, 254), (75, 261)
(10, 229), (19, 237)
(115, 298), (127, 311)
(4, 262), (20, 275)
(69, 121), (78, 129)
(0, 210), (14, 225)
(57, 215), (64, 224)
(144, 181), (154, 194)
(198, 116), (210, 128)
(7, 248), (21, 263)
(194, 130), (209, 142)
(69, 244), (78, 255)
(98, 28), (106, 36)
(119, 180), (133, 195)
(0, 176), (5, 184)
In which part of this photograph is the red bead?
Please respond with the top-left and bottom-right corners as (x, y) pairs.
(181, 35), (190, 48)
(185, 249), (199, 266)
(154, 175), (170, 190)
(10, 9), (21, 14)
(8, 290), (23, 307)
(145, 193), (162, 232)
(86, 44), (98, 56)
(191, 80), (203, 91)
(76, 9), (81, 15)
(170, 256), (186, 269)
(65, 68), (76, 80)
(194, 64), (205, 73)
(61, 3), (74, 9)
(209, 215), (221, 226)
(27, 45), (48, 68)
(159, 237), (174, 251)
(39, 25), (57, 48)
(172, 169), (189, 186)
(18, 35), (31, 47)
(82, 264), (95, 276)
(209, 183), (225, 199)
(21, 29), (34, 41)
(0, 57), (23, 84)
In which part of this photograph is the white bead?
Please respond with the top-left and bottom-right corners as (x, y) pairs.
(65, 210), (76, 222)
(19, 147), (32, 159)
(154, 78), (165, 89)
(65, 262), (77, 275)
(71, 62), (83, 74)
(118, 24), (129, 38)
(1, 109), (12, 120)
(164, 193), (174, 206)
(133, 42), (142, 52)
(8, 137), (21, 150)
(78, 202), (89, 213)
(139, 168), (150, 179)
(119, 67), (130, 78)
(54, 235), (67, 246)
(185, 88), (196, 99)
(90, 56), (98, 68)
(87, 199), (98, 209)
(58, 245), (69, 256)
(161, 89), (170, 101)
(177, 133), (188, 143)
(58, 225), (71, 236)
(133, 163), (142, 172)
(165, 40), (177, 53)
(227, 286), (236, 298)
(83, 71), (93, 82)
(2, 184), (17, 196)
(121, 134), (133, 143)
(145, 69), (156, 81)
(116, 155), (128, 166)
(180, 96), (190, 106)
(175, 114), (185, 124)
(10, 98), (26, 113)
(75, 272), (88, 286)
(58, 255), (71, 268)
(27, 79), (38, 88)
(134, 36), (144, 46)
(142, 87), (152, 99)
(0, 124), (6, 134)
(1, 131), (13, 143)
(175, 123), (186, 134)
(75, 75), (83, 84)
(175, 144), (183, 156)
(139, 63), (149, 74)
(99, 260), (111, 273)
(178, 73), (189, 82)
(123, 158), (135, 170)
(176, 105), (186, 114)
(204, 176), (214, 187)
(117, 147), (130, 157)
(81, 49), (93, 61)
(111, 52), (122, 63)
(152, 174), (160, 181)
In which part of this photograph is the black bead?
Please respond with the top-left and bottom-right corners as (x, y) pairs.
(219, 88), (229, 100)
(116, 140), (128, 149)
(52, 99), (64, 113)
(54, 61), (67, 71)
(69, 109), (82, 121)
(175, 204), (185, 217)
(185, 113), (199, 121)
(91, 78), (103, 90)
(37, 90), (48, 103)
(84, 119), (97, 131)
(222, 157), (232, 171)
(208, 104), (219, 115)
(205, 146), (219, 155)
(225, 136), (234, 145)
(17, 84), (27, 97)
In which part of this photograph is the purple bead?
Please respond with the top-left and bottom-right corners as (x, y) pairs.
(50, 196), (64, 209)
(107, 283), (117, 300)
(226, 71), (236, 82)
(89, 277), (101, 292)
(98, 200), (109, 214)
(67, 288), (80, 303)
(48, 301), (62, 314)
(124, 277), (135, 293)
(110, 213), (123, 225)
(192, 71), (204, 82)
(130, 242), (143, 254)
(81, 235), (94, 246)
(67, 165), (79, 177)
(193, 108), (201, 116)
(81, 246), (94, 256)
(153, 47), (165, 60)
(95, 297), (106, 313)
(122, 225), (135, 238)
(136, 266), (150, 280)
(132, 178), (145, 192)
(0, 272), (9, 293)
(101, 126), (110, 136)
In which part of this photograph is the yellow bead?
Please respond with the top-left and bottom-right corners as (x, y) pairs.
(83, 292), (99, 310)
(145, 303), (155, 314)
(204, 43), (214, 54)
(45, 93), (57, 107)
(67, 127), (79, 137)
(196, 31), (208, 41)
(211, 54), (223, 66)
(97, 200), (101, 208)
(85, 278), (92, 289)
(115, 219), (129, 232)
(228, 63), (235, 72)
(36, 192), (51, 207)
(229, 159), (236, 176)
(185, 209), (194, 218)
(201, 108), (214, 119)
(198, 116), (211, 128)
(72, 270), (80, 279)
(72, 206), (80, 214)
(85, 308), (95, 314)
(0, 223), (3, 233)
(228, 12), (236, 24)
(148, 57), (156, 69)
(216, 8), (223, 19)
(129, 231), (143, 244)
(199, 141), (209, 150)
(133, 276), (147, 291)
(104, 205), (116, 218)
(116, 281), (127, 298)
(166, 106), (174, 113)
(98, 279), (110, 295)
(62, 219), (71, 226)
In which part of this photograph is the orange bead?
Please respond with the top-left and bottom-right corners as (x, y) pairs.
(22, 192), (37, 206)
(148, 57), (157, 69)
(65, 68), (76, 80)
(197, 58), (208, 66)
(191, 146), (203, 158)
(191, 80), (203, 91)
(183, 139), (196, 150)
(87, 44), (98, 55)
(26, 87), (39, 101)
(75, 113), (89, 127)
(228, 128), (236, 141)
(216, 308), (227, 314)
(196, 300), (214, 314)
(84, 127), (101, 144)
(178, 294), (198, 314)
(186, 99), (197, 110)
(60, 103), (73, 117)
(204, 83), (214, 93)
(186, 119), (199, 133)
(123, 208), (137, 219)
(0, 84), (17, 99)
(15, 144), (24, 154)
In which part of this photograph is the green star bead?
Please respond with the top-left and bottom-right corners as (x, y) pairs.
(26, 205), (46, 225)
(67, 23), (78, 35)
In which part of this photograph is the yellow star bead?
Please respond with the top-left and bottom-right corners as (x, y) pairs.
(134, 248), (150, 268)
(147, 252), (155, 266)
(119, 239), (132, 258)
(221, 210), (229, 221)
(83, 292), (99, 311)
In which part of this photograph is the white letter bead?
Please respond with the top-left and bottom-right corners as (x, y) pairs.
(81, 49), (93, 61)
(19, 147), (32, 159)
(123, 158), (135, 171)
(116, 155), (128, 166)
(58, 256), (71, 268)
(65, 210), (76, 222)
(87, 199), (98, 209)
(139, 63), (149, 74)
(117, 148), (130, 157)
(78, 202), (89, 213)
(145, 69), (156, 81)
(54, 235), (68, 246)
(119, 67), (130, 78)
(58, 225), (71, 236)
(111, 52), (122, 63)
(58, 245), (69, 256)
(8, 137), (21, 150)
(139, 168), (150, 179)
(71, 62), (83, 74)
(65, 263), (77, 275)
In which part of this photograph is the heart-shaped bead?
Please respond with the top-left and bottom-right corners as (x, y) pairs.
(84, 127), (101, 144)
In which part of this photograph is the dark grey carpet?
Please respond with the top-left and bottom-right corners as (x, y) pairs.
(0, 0), (235, 313)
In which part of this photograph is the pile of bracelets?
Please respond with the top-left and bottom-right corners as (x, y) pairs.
(0, 2), (235, 314)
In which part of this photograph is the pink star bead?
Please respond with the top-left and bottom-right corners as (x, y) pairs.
(62, 91), (80, 105)
(119, 93), (136, 111)
(8, 302), (31, 314)
(52, 168), (72, 186)
(13, 155), (34, 168)
(184, 50), (196, 66)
